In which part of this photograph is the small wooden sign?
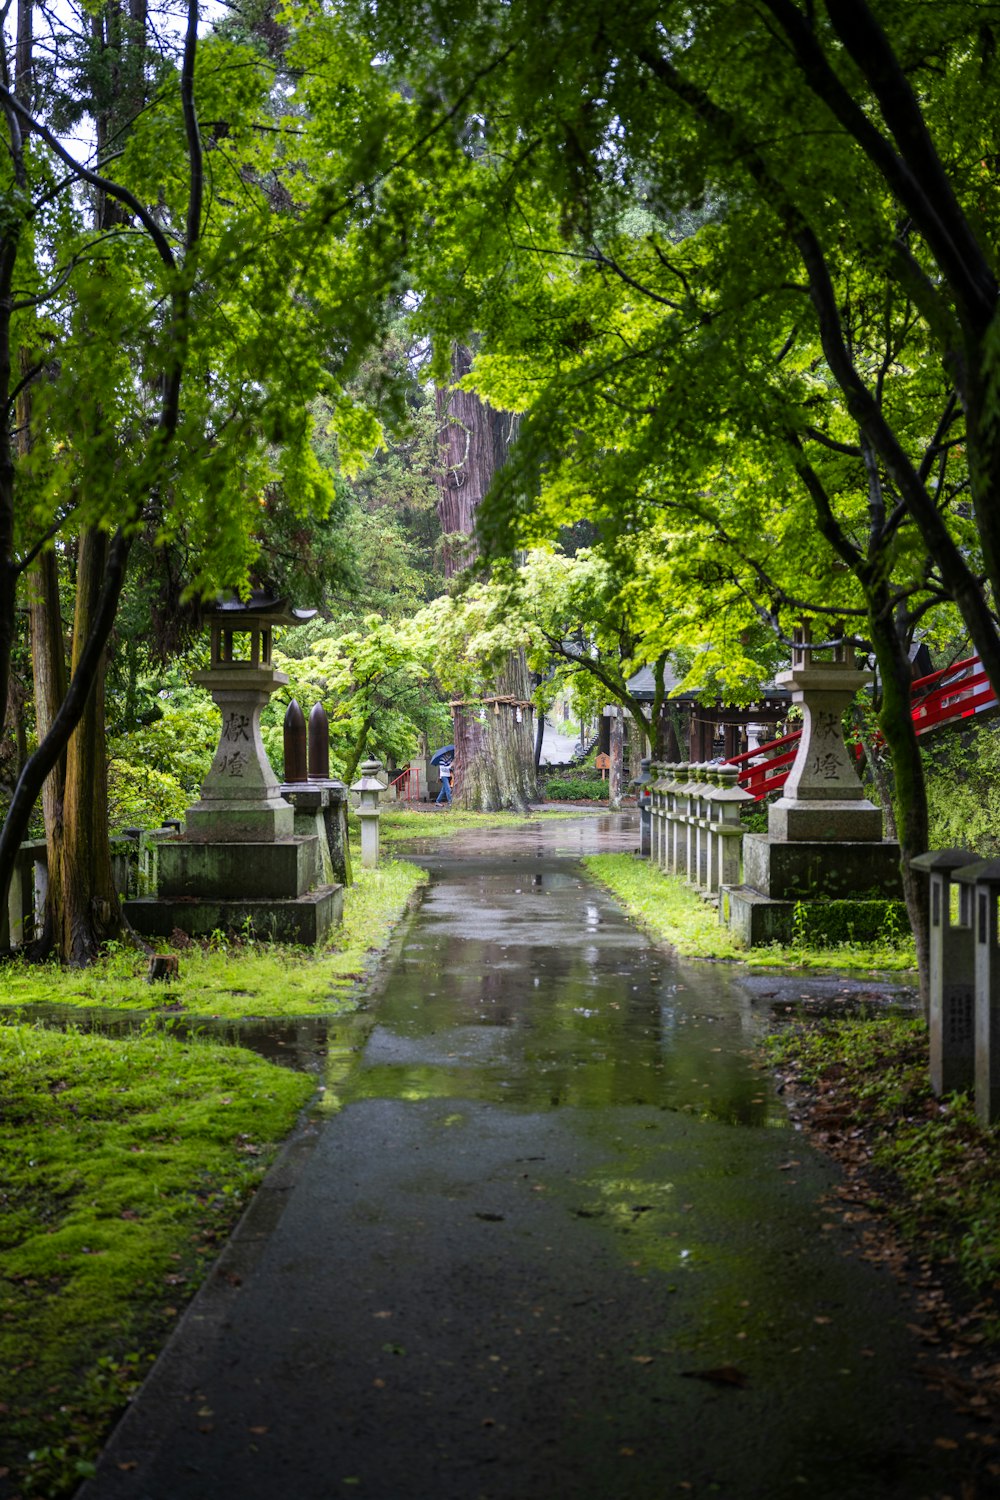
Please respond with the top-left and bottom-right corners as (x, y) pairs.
(595, 752), (611, 780)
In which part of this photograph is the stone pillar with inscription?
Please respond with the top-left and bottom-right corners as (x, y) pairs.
(125, 595), (344, 945)
(721, 625), (904, 947)
(912, 849), (976, 1096)
(954, 858), (1000, 1125)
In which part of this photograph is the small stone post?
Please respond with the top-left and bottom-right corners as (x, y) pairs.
(955, 858), (1000, 1123)
(633, 757), (652, 856)
(666, 763), (683, 874)
(912, 850), (976, 1096)
(352, 759), (384, 869)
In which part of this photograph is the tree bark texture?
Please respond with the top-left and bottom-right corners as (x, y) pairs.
(867, 588), (931, 1015)
(27, 543), (67, 952)
(57, 528), (121, 963)
(455, 652), (536, 813)
(436, 343), (536, 810)
(608, 708), (624, 811)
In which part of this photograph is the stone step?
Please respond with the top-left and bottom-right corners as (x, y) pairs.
(124, 885), (343, 946)
(155, 835), (320, 901)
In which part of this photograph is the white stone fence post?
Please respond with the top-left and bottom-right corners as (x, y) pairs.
(649, 761), (752, 898)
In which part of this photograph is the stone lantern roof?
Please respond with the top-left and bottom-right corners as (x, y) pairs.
(202, 591), (317, 671)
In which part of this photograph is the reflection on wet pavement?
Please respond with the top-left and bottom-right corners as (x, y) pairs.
(337, 815), (785, 1127)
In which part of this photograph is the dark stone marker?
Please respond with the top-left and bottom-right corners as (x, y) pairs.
(283, 699), (307, 783)
(308, 703), (330, 781)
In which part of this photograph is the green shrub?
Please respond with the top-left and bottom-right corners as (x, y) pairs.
(544, 778), (609, 801)
(790, 897), (909, 948)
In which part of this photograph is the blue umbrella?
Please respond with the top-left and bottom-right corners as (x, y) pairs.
(430, 744), (455, 765)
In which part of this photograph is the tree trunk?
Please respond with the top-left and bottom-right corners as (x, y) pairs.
(867, 584), (931, 1014)
(27, 545), (67, 953)
(436, 343), (536, 810)
(455, 652), (537, 812)
(57, 528), (121, 963)
(608, 708), (624, 811)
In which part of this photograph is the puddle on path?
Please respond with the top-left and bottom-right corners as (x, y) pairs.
(331, 813), (912, 1126)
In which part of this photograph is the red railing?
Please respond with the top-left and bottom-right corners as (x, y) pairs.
(726, 654), (999, 801)
(389, 766), (420, 802)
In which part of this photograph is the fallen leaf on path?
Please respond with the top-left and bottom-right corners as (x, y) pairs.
(681, 1365), (748, 1388)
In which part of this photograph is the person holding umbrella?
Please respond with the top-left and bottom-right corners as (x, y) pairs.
(431, 744), (455, 807)
(435, 755), (453, 805)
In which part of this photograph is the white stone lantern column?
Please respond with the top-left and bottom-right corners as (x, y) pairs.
(352, 759), (384, 869)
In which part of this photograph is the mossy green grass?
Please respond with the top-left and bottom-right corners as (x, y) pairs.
(0, 1022), (315, 1496)
(0, 859), (427, 1019)
(584, 853), (917, 973)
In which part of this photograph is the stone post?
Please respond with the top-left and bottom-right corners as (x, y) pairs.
(666, 763), (683, 874)
(323, 783), (353, 888)
(633, 756), (652, 856)
(692, 764), (711, 890)
(608, 707), (624, 811)
(715, 766), (753, 893)
(676, 762), (694, 879)
(954, 858), (1000, 1124)
(912, 849), (976, 1096)
(352, 759), (384, 869)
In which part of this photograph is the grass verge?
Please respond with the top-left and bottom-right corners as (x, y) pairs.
(0, 859), (427, 1019)
(0, 1024), (315, 1497)
(583, 853), (917, 972)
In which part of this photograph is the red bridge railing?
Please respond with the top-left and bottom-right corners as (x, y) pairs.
(725, 654), (998, 801)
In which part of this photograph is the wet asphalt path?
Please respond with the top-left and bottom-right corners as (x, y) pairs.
(82, 816), (976, 1499)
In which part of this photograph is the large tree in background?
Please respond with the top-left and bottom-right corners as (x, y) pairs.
(436, 343), (536, 810)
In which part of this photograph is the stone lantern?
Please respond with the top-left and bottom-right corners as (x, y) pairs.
(124, 593), (345, 945)
(352, 759), (384, 869)
(724, 623), (903, 947)
(185, 594), (316, 843)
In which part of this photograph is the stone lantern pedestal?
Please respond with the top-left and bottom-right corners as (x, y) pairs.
(125, 595), (343, 945)
(722, 626), (904, 946)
